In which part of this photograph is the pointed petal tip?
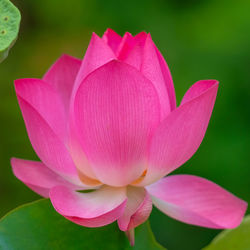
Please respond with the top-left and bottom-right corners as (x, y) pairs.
(91, 32), (101, 39)
(147, 32), (152, 38)
(105, 27), (113, 32)
(14, 78), (44, 96)
(10, 156), (16, 165)
(59, 53), (81, 62)
(123, 31), (133, 38)
(10, 158), (83, 198)
(136, 30), (148, 36)
(181, 79), (219, 106)
(60, 53), (71, 59)
(14, 78), (45, 88)
(200, 79), (219, 89)
(102, 29), (123, 55)
(88, 32), (101, 43)
(10, 157), (25, 172)
(14, 78), (32, 87)
(125, 229), (135, 246)
(103, 28), (120, 36)
(227, 199), (248, 229)
(10, 157), (19, 175)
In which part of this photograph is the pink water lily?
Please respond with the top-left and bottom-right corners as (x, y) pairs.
(11, 29), (247, 245)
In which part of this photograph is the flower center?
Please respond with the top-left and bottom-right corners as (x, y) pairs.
(77, 169), (147, 187)
(77, 169), (102, 186)
(130, 170), (147, 185)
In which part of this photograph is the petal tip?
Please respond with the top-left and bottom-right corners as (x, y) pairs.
(59, 53), (79, 61)
(14, 78), (26, 88)
(125, 229), (135, 246)
(91, 32), (101, 40)
(180, 79), (219, 106)
(10, 157), (19, 175)
(10, 157), (17, 165)
(14, 78), (42, 92)
(103, 28), (119, 36)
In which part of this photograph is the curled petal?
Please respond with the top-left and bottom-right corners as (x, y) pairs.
(73, 60), (160, 186)
(43, 54), (81, 112)
(11, 158), (83, 197)
(118, 186), (152, 231)
(147, 175), (247, 229)
(140, 80), (219, 186)
(50, 185), (127, 227)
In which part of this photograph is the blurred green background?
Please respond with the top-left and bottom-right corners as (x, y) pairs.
(0, 0), (249, 249)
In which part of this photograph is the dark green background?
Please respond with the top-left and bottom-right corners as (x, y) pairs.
(0, 0), (249, 249)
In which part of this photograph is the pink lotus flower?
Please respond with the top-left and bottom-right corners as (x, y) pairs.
(11, 29), (247, 245)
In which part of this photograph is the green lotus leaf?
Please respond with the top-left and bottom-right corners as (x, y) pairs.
(0, 199), (165, 250)
(0, 0), (20, 62)
(204, 215), (250, 250)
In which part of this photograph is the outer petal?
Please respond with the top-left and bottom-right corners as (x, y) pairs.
(73, 60), (160, 186)
(72, 33), (116, 99)
(11, 158), (82, 197)
(15, 91), (80, 183)
(43, 54), (81, 112)
(50, 185), (127, 227)
(140, 80), (219, 186)
(15, 79), (67, 139)
(118, 186), (152, 231)
(147, 175), (247, 229)
(102, 28), (122, 55)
